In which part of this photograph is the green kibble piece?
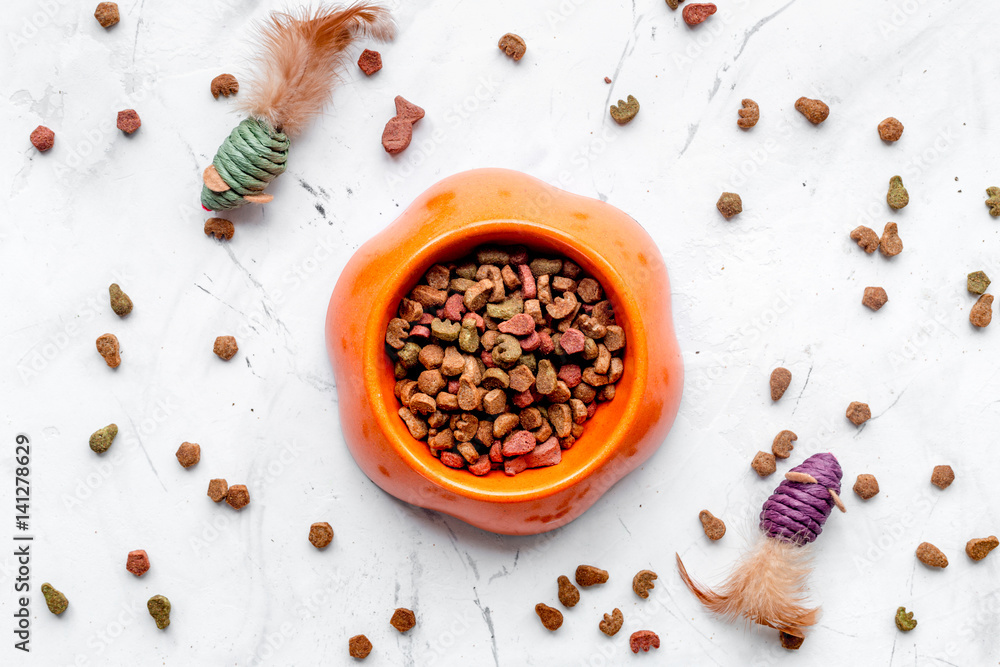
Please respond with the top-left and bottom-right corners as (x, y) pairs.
(147, 595), (171, 629)
(89, 423), (118, 453)
(895, 606), (917, 632)
(458, 321), (480, 353)
(491, 334), (522, 365)
(42, 583), (68, 615)
(398, 342), (421, 368)
(485, 296), (523, 320)
(518, 353), (537, 372)
(968, 271), (991, 295)
(108, 283), (133, 317)
(455, 262), (478, 279)
(886, 175), (909, 210)
(476, 247), (510, 265)
(430, 318), (460, 342)
(986, 187), (1000, 217)
(582, 337), (599, 360)
(530, 258), (563, 276)
(394, 361), (407, 379)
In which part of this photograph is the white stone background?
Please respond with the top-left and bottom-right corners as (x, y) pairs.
(2, 0), (999, 664)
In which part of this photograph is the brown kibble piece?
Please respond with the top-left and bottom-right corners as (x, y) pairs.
(175, 442), (200, 468)
(94, 2), (120, 28)
(204, 217), (235, 240)
(632, 570), (658, 599)
(610, 95), (640, 125)
(699, 509), (726, 540)
(309, 522), (334, 549)
(381, 97), (424, 155)
(96, 333), (121, 368)
(357, 49), (382, 76)
(349, 634), (373, 659)
(850, 225), (880, 253)
(780, 632), (805, 650)
(795, 97), (829, 124)
(30, 125), (55, 151)
(863, 286), (888, 311)
(769, 367), (791, 401)
(751, 451), (776, 477)
(846, 401), (871, 426)
(853, 474), (879, 500)
(970, 294), (993, 328)
(575, 564), (609, 587)
(915, 542), (948, 569)
(557, 575), (580, 608)
(207, 478), (228, 502)
(966, 536), (999, 562)
(716, 192), (743, 219)
(771, 430), (797, 459)
(390, 608), (416, 632)
(109, 283), (133, 317)
(117, 109), (141, 134)
(226, 484), (250, 510)
(878, 117), (904, 142)
(498, 33), (527, 61)
(737, 98), (759, 129)
(126, 549), (150, 576)
(599, 608), (624, 636)
(879, 222), (903, 257)
(931, 465), (954, 489)
(535, 603), (563, 631)
(214, 335), (239, 360)
(210, 74), (239, 99)
(629, 630), (660, 653)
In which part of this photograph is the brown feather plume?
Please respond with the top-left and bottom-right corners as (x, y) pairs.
(238, 3), (395, 137)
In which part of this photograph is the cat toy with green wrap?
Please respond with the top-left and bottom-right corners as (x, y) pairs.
(200, 3), (394, 212)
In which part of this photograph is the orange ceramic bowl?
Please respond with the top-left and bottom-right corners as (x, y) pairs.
(325, 169), (682, 535)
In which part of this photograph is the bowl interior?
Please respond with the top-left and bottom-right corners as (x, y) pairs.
(364, 220), (647, 501)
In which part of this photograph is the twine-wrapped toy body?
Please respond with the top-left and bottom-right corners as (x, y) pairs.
(202, 119), (289, 211)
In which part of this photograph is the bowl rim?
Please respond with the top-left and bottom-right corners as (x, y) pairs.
(361, 219), (649, 503)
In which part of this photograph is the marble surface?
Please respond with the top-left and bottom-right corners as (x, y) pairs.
(3, 0), (999, 664)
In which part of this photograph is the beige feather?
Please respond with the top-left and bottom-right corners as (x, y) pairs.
(238, 3), (395, 137)
(676, 536), (819, 638)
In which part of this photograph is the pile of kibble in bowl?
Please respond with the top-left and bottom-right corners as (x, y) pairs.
(384, 245), (625, 476)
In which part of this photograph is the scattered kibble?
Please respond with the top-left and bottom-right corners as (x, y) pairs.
(915, 542), (948, 569)
(682, 3), (716, 25)
(769, 367), (791, 401)
(968, 271), (991, 295)
(985, 187), (1000, 217)
(629, 630), (660, 653)
(94, 2), (120, 28)
(535, 603), (563, 631)
(30, 125), (55, 152)
(116, 109), (141, 134)
(878, 117), (904, 142)
(204, 217), (234, 240)
(895, 606), (917, 632)
(89, 424), (118, 454)
(96, 333), (121, 368)
(780, 631), (805, 650)
(382, 96), (424, 155)
(846, 401), (871, 426)
(575, 564), (609, 587)
(210, 74), (239, 99)
(879, 222), (903, 257)
(126, 550), (150, 576)
(390, 607), (416, 632)
(886, 175), (909, 210)
(599, 608), (624, 636)
(853, 474), (879, 500)
(214, 335), (239, 360)
(850, 225), (880, 254)
(795, 97), (829, 124)
(226, 484), (250, 510)
(699, 509), (726, 540)
(751, 451), (776, 477)
(349, 634), (372, 659)
(862, 286), (888, 311)
(604, 76), (612, 84)
(716, 192), (743, 219)
(175, 442), (200, 468)
(309, 522), (334, 549)
(207, 478), (228, 502)
(666, 0), (684, 9)
(41, 583), (68, 615)
(771, 430), (797, 459)
(632, 570), (658, 599)
(147, 595), (171, 629)
(970, 294), (993, 328)
(357, 49), (382, 75)
(966, 536), (998, 561)
(610, 95), (640, 125)
(931, 465), (954, 490)
(108, 283), (133, 317)
(557, 575), (579, 608)
(737, 99), (759, 129)
(497, 33), (526, 61)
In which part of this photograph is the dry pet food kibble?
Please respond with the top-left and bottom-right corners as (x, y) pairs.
(349, 634), (372, 659)
(682, 3), (716, 25)
(498, 33), (526, 61)
(966, 536), (998, 561)
(226, 484), (250, 510)
(109, 283), (133, 316)
(357, 49), (382, 75)
(795, 97), (829, 124)
(30, 125), (55, 152)
(985, 187), (1000, 217)
(780, 632), (805, 650)
(382, 96), (424, 155)
(214, 335), (239, 360)
(967, 271), (991, 295)
(632, 570), (658, 599)
(862, 286), (888, 311)
(716, 192), (743, 219)
(89, 423), (118, 453)
(737, 99), (759, 129)
(207, 478), (228, 502)
(895, 606), (917, 632)
(850, 226), (880, 254)
(699, 509), (726, 540)
(175, 442), (200, 468)
(309, 522), (334, 549)
(535, 603), (563, 631)
(878, 117), (904, 142)
(576, 564), (609, 587)
(211, 74), (239, 98)
(666, 0), (684, 9)
(390, 608), (416, 633)
(771, 430), (797, 459)
(916, 542), (948, 569)
(970, 294), (993, 328)
(94, 2), (120, 28)
(599, 608), (624, 636)
(853, 474), (879, 499)
(117, 109), (141, 134)
(846, 401), (871, 426)
(42, 583), (68, 615)
(629, 630), (660, 653)
(126, 549), (150, 576)
(886, 175), (909, 210)
(751, 451), (776, 477)
(557, 575), (579, 607)
(879, 222), (903, 257)
(770, 367), (791, 401)
(147, 595), (171, 629)
(931, 465), (954, 489)
(96, 333), (121, 368)
(204, 217), (235, 240)
(610, 95), (640, 125)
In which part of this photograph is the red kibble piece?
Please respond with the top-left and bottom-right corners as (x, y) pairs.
(512, 390), (534, 408)
(498, 313), (535, 336)
(30, 125), (55, 151)
(440, 451), (465, 468)
(682, 3), (716, 25)
(126, 550), (150, 576)
(447, 379), (460, 394)
(489, 441), (503, 463)
(524, 437), (561, 468)
(557, 364), (582, 388)
(418, 313), (434, 325)
(357, 49), (382, 76)
(117, 109), (141, 134)
(629, 630), (660, 653)
(504, 456), (528, 476)
(469, 455), (491, 476)
(538, 332), (555, 354)
(442, 293), (466, 321)
(518, 265), (537, 298)
(559, 328), (586, 354)
(409, 325), (431, 339)
(520, 331), (541, 351)
(502, 430), (536, 456)
(463, 312), (485, 331)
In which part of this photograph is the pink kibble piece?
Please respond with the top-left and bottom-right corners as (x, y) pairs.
(512, 390), (535, 408)
(559, 328), (586, 354)
(440, 451), (465, 468)
(518, 265), (537, 299)
(557, 364), (582, 387)
(409, 325), (431, 339)
(489, 441), (504, 463)
(504, 456), (528, 476)
(524, 437), (562, 468)
(30, 125), (55, 151)
(443, 293), (466, 321)
(520, 330), (541, 351)
(447, 379), (460, 394)
(469, 454), (491, 476)
(418, 313), (434, 325)
(463, 312), (485, 331)
(538, 332), (555, 354)
(498, 313), (535, 336)
(586, 402), (598, 418)
(502, 430), (536, 456)
(481, 350), (496, 368)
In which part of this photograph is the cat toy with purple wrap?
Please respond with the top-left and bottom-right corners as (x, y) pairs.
(676, 452), (846, 647)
